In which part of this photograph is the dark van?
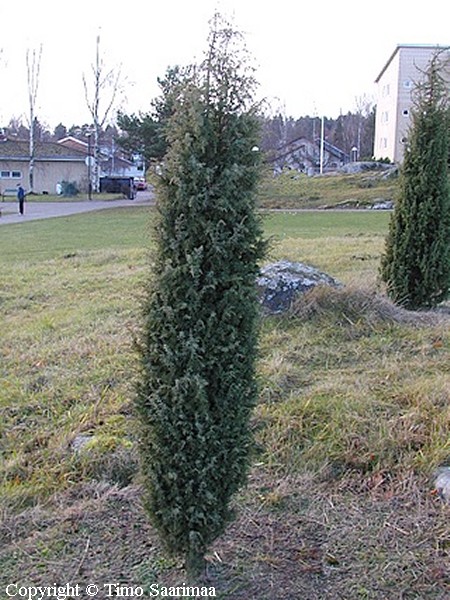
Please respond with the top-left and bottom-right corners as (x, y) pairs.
(99, 176), (136, 200)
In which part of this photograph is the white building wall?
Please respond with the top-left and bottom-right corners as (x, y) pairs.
(374, 45), (450, 163)
(374, 51), (400, 161)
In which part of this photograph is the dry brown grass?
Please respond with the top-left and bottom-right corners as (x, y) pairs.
(291, 284), (447, 328)
(257, 284), (450, 481)
(0, 474), (448, 599)
(1, 209), (448, 598)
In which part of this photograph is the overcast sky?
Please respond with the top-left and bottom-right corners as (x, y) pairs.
(0, 0), (448, 130)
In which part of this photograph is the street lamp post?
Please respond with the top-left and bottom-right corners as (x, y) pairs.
(319, 116), (325, 174)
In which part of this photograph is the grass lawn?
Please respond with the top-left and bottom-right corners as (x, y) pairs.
(23, 192), (126, 202)
(0, 206), (448, 598)
(0, 207), (152, 263)
(259, 169), (398, 209)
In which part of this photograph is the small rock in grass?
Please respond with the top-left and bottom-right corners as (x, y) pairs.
(257, 260), (341, 315)
(71, 434), (94, 453)
(434, 467), (450, 503)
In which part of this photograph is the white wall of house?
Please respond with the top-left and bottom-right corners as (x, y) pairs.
(374, 45), (450, 164)
(0, 159), (87, 194)
(374, 49), (400, 162)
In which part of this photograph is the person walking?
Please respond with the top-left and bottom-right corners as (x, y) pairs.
(17, 184), (26, 216)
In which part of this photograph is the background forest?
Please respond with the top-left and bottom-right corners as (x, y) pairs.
(1, 102), (377, 166)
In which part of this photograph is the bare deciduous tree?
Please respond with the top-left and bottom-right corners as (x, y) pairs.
(83, 34), (123, 192)
(353, 94), (375, 159)
(26, 45), (42, 192)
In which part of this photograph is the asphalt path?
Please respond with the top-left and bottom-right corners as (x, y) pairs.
(0, 191), (154, 226)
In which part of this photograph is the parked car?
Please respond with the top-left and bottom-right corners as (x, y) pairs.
(134, 177), (147, 191)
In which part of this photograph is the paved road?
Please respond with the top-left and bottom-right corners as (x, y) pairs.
(0, 191), (154, 226)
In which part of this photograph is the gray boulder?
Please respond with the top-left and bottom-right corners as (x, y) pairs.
(371, 199), (394, 210)
(434, 467), (450, 503)
(338, 161), (394, 174)
(257, 260), (341, 314)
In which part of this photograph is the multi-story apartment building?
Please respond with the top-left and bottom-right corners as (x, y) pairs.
(373, 44), (449, 163)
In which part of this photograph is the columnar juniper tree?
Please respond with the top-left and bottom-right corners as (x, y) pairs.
(136, 16), (266, 578)
(381, 51), (450, 309)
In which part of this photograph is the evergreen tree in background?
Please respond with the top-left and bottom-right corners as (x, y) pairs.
(136, 14), (266, 578)
(380, 51), (450, 309)
(116, 66), (188, 163)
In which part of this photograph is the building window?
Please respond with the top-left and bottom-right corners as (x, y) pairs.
(1, 170), (22, 179)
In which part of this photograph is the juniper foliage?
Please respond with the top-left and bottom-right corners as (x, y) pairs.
(136, 15), (266, 577)
(381, 51), (450, 309)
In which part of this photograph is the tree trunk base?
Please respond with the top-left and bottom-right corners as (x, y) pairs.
(185, 550), (206, 583)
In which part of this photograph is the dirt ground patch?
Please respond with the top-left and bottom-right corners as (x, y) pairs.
(0, 472), (448, 599)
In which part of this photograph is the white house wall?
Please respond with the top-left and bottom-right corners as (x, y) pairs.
(0, 159), (87, 194)
(374, 51), (400, 162)
(395, 46), (447, 162)
(375, 45), (450, 163)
